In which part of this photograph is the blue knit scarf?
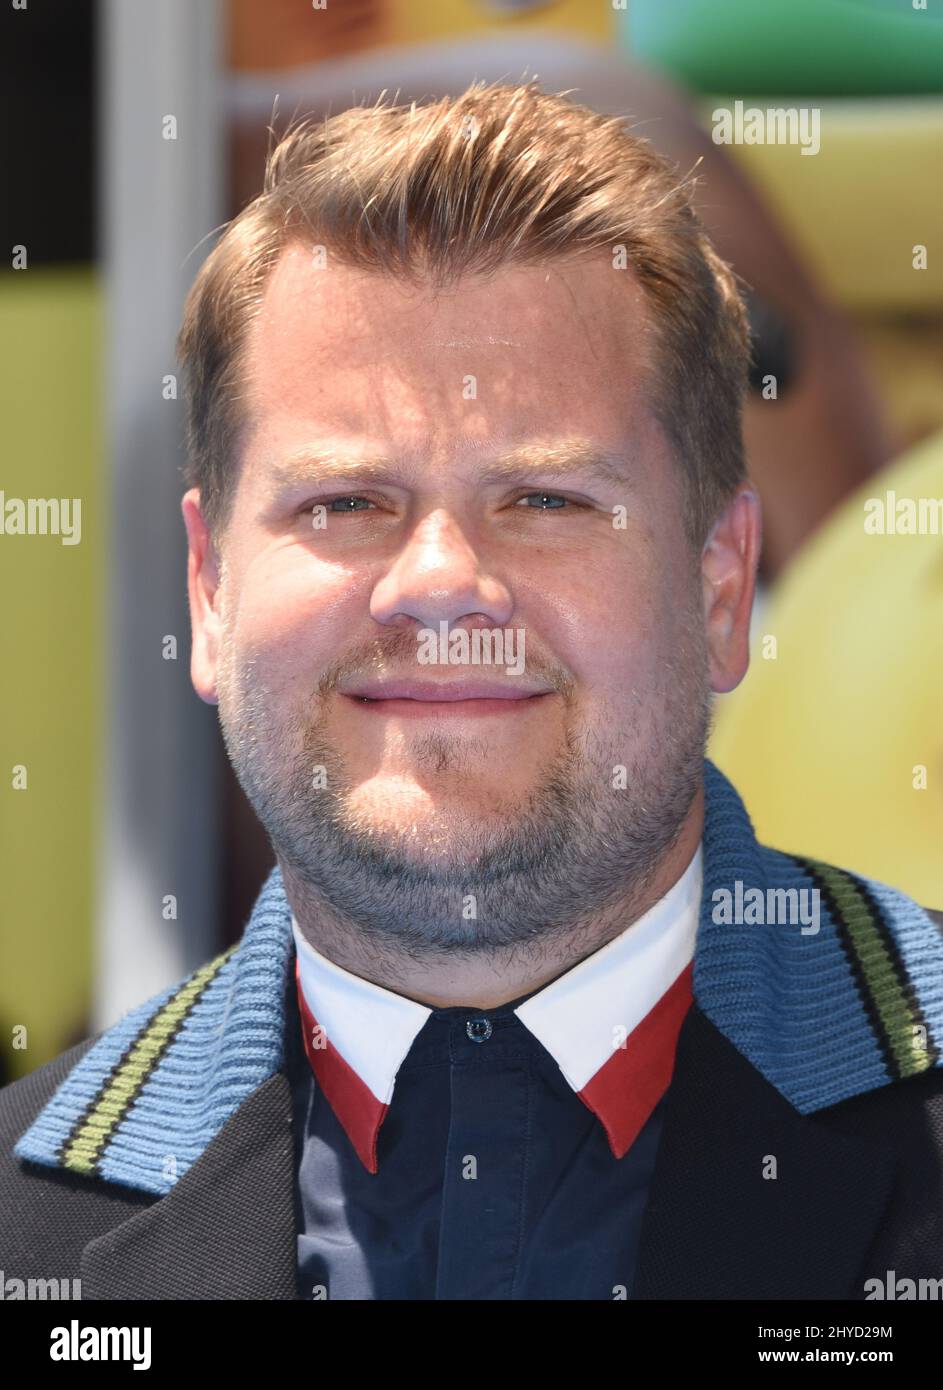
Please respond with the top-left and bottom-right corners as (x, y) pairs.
(15, 760), (943, 1196)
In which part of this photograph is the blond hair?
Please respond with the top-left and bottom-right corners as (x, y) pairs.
(177, 80), (750, 547)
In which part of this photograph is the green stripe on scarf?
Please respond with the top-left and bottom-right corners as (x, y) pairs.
(59, 947), (236, 1176)
(795, 857), (931, 1080)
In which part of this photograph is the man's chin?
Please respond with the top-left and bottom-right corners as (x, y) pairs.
(336, 810), (522, 865)
(340, 777), (533, 830)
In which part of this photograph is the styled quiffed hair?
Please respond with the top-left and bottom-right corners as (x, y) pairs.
(177, 79), (751, 548)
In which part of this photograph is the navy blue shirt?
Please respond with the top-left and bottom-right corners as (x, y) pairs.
(290, 984), (668, 1300)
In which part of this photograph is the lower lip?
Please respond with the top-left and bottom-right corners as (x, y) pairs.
(343, 694), (552, 717)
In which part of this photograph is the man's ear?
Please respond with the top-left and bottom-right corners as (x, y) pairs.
(701, 484), (762, 694)
(181, 489), (224, 706)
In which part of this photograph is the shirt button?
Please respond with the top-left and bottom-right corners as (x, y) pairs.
(465, 1016), (493, 1043)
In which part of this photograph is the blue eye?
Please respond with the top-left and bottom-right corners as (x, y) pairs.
(326, 496), (374, 512)
(519, 492), (568, 509)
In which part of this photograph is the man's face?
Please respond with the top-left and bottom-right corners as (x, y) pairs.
(183, 248), (752, 956)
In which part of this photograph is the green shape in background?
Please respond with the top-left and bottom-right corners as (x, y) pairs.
(621, 0), (943, 96)
(0, 268), (102, 1081)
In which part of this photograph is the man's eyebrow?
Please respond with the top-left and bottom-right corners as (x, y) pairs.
(476, 446), (631, 488)
(262, 443), (631, 495)
(263, 452), (410, 495)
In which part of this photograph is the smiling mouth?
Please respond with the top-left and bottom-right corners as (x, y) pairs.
(344, 693), (553, 716)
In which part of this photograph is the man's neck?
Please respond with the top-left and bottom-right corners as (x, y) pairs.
(281, 788), (705, 1010)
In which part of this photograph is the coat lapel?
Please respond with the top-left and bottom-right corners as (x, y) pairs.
(80, 1070), (298, 1300)
(631, 1002), (899, 1299)
(80, 972), (308, 1300)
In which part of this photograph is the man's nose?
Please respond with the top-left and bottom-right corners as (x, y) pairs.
(369, 510), (514, 631)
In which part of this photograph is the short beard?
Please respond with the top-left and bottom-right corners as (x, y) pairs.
(216, 616), (711, 964)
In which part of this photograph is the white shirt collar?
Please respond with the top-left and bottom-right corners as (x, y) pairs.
(292, 843), (703, 1166)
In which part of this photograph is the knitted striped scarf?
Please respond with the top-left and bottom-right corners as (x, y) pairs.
(15, 760), (943, 1196)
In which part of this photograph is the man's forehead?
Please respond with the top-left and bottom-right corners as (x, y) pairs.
(239, 246), (654, 439)
(247, 243), (647, 341)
